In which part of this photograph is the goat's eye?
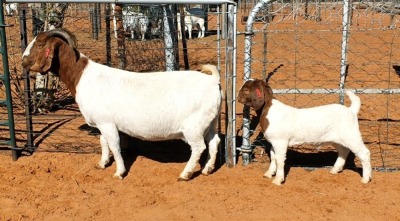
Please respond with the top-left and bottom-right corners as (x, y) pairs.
(242, 88), (250, 95)
(36, 43), (45, 48)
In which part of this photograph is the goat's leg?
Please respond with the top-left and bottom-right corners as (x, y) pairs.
(179, 136), (207, 181)
(353, 144), (372, 184)
(330, 144), (350, 175)
(263, 148), (277, 178)
(357, 147), (372, 184)
(198, 22), (205, 38)
(270, 140), (288, 186)
(344, 139), (372, 183)
(97, 135), (111, 169)
(178, 29), (182, 40)
(202, 120), (220, 175)
(131, 30), (134, 39)
(97, 124), (125, 179)
(200, 25), (205, 38)
(187, 24), (193, 39)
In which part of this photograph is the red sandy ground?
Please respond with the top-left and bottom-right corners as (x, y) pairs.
(0, 150), (399, 221)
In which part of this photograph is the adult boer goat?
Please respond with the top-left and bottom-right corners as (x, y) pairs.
(22, 29), (222, 181)
(237, 79), (372, 186)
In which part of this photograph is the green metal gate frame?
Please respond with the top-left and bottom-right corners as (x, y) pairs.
(0, 3), (20, 160)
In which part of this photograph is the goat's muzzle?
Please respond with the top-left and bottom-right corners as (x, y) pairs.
(22, 55), (47, 74)
(237, 87), (251, 106)
(21, 56), (32, 70)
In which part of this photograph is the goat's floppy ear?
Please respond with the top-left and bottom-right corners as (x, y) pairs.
(262, 81), (274, 106)
(34, 40), (60, 73)
(250, 81), (266, 110)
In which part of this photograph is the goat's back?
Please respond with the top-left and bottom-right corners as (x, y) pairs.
(266, 99), (361, 145)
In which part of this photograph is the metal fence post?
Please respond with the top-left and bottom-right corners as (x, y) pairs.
(19, 4), (35, 152)
(225, 3), (237, 167)
(241, 0), (277, 165)
(339, 0), (351, 104)
(162, 5), (176, 71)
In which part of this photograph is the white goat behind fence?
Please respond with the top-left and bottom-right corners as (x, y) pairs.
(177, 11), (205, 39)
(112, 4), (151, 41)
(5, 3), (18, 16)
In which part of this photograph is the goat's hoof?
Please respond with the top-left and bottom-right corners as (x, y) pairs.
(178, 172), (192, 181)
(96, 159), (110, 169)
(329, 168), (342, 175)
(201, 167), (213, 176)
(95, 163), (106, 170)
(263, 172), (275, 179)
(113, 173), (124, 180)
(361, 177), (371, 184)
(177, 177), (190, 182)
(272, 178), (283, 186)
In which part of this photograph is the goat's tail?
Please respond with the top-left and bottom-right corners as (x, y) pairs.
(346, 90), (361, 114)
(201, 64), (220, 83)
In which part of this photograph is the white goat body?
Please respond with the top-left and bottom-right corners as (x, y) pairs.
(267, 96), (362, 147)
(22, 29), (222, 181)
(177, 12), (205, 40)
(77, 61), (220, 142)
(5, 3), (18, 16)
(237, 80), (372, 185)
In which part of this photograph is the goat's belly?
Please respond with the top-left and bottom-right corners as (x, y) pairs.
(288, 136), (337, 147)
(120, 126), (183, 141)
(122, 120), (183, 140)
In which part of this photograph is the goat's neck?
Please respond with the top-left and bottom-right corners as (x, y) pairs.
(54, 44), (88, 97)
(258, 92), (272, 132)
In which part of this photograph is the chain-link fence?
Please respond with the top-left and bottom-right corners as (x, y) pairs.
(0, 2), (237, 163)
(238, 0), (400, 169)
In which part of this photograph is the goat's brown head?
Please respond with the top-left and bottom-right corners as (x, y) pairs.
(237, 79), (273, 111)
(22, 28), (77, 74)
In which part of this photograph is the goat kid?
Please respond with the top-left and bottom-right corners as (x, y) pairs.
(237, 79), (372, 186)
(22, 29), (222, 181)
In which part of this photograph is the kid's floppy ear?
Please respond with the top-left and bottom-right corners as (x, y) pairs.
(250, 85), (265, 110)
(262, 81), (274, 106)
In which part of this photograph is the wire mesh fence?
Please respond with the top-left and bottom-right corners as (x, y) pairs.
(237, 0), (400, 169)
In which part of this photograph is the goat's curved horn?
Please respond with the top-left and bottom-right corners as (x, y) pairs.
(46, 29), (76, 48)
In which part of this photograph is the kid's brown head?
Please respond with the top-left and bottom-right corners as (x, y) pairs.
(237, 79), (273, 110)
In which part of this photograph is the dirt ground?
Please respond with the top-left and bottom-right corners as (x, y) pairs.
(1, 4), (400, 221)
(0, 149), (399, 221)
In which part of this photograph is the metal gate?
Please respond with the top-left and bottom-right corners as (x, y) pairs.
(1, 1), (238, 166)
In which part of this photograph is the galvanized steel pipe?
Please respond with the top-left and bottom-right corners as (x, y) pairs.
(241, 0), (277, 165)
